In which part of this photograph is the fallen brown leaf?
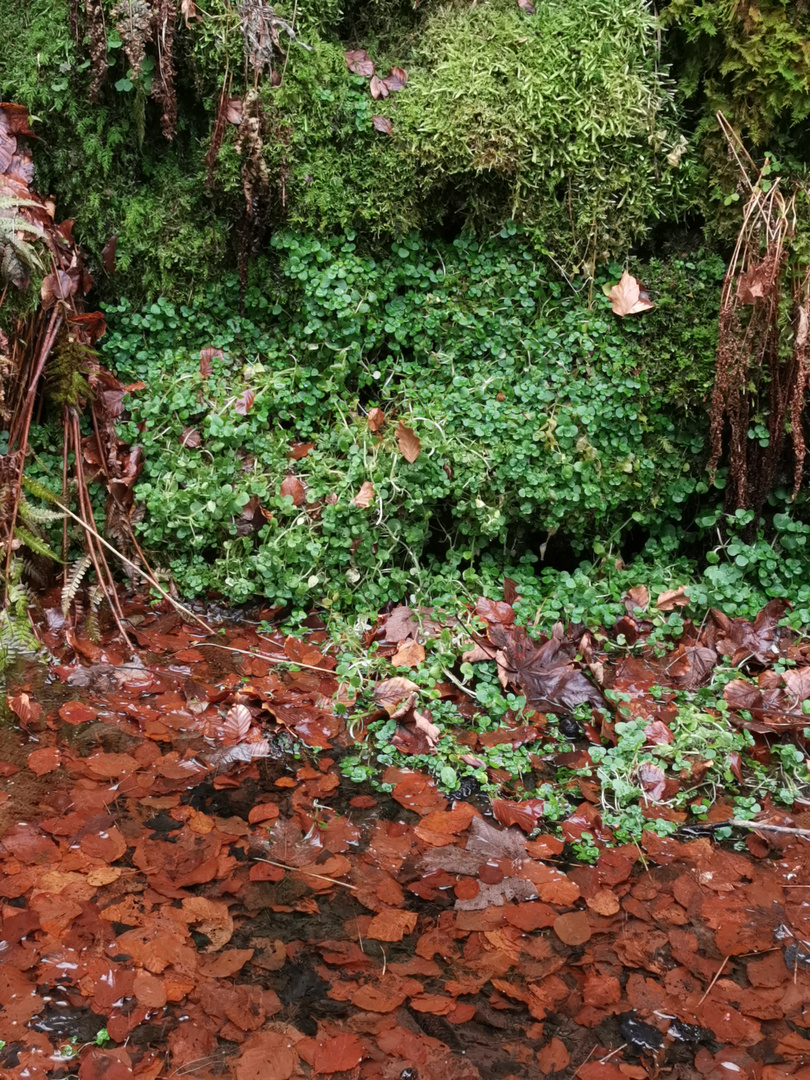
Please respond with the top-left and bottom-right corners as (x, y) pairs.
(391, 639), (425, 668)
(609, 270), (654, 317)
(395, 420), (421, 462)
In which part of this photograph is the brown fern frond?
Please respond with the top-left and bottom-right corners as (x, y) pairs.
(112, 0), (153, 77)
(152, 0), (178, 140)
(707, 114), (803, 514)
(85, 0), (109, 101)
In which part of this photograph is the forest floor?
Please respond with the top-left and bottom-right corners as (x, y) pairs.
(3, 591), (810, 1079)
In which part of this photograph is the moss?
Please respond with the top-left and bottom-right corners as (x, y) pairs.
(394, 0), (692, 265)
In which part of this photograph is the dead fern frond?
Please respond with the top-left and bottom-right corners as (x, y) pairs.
(152, 0), (178, 139)
(707, 113), (808, 513)
(112, 0), (153, 77)
(85, 0), (109, 100)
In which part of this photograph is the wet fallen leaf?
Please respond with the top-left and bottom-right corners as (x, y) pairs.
(370, 74), (389, 99)
(367, 407), (385, 431)
(234, 388), (255, 414)
(179, 426), (201, 448)
(372, 115), (394, 136)
(367, 908), (418, 942)
(553, 911), (591, 945)
(537, 1037), (569, 1072)
(312, 1033), (365, 1073)
(373, 676), (419, 714)
(657, 586), (690, 611)
(27, 747), (61, 776)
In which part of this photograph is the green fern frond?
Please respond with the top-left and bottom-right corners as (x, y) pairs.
(14, 524), (62, 563)
(62, 553), (92, 616)
(18, 499), (65, 525)
(0, 197), (44, 211)
(0, 216), (49, 242)
(0, 558), (40, 672)
(21, 474), (63, 505)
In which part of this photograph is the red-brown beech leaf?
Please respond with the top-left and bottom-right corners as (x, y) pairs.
(644, 720), (673, 745)
(475, 596), (515, 625)
(8, 693), (42, 726)
(27, 747), (61, 776)
(234, 388), (255, 415)
(517, 0), (536, 12)
(384, 66), (408, 92)
(372, 115), (394, 136)
(370, 75), (389, 99)
(395, 420), (420, 462)
(657, 586), (689, 611)
(345, 49), (374, 77)
(59, 701), (97, 725)
(41, 269), (75, 309)
(234, 1029), (301, 1080)
(312, 1033), (365, 1074)
(226, 97), (242, 124)
(537, 1037), (569, 1073)
(101, 235), (118, 274)
(367, 908), (417, 942)
(280, 476), (306, 505)
(553, 911), (591, 946)
(224, 703), (252, 743)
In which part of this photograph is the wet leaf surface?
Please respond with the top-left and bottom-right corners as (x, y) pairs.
(3, 595), (810, 1078)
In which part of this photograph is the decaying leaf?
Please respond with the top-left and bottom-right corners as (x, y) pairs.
(101, 235), (118, 274)
(280, 476), (306, 506)
(391, 639), (425, 668)
(345, 49), (374, 77)
(180, 0), (197, 26)
(372, 115), (394, 136)
(352, 481), (375, 508)
(395, 420), (420, 462)
(179, 426), (201, 449)
(373, 677), (420, 716)
(367, 406), (385, 432)
(370, 75), (389, 100)
(657, 586), (689, 611)
(609, 271), (654, 317)
(384, 66), (408, 92)
(234, 388), (255, 415)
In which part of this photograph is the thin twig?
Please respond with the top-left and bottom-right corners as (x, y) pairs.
(698, 955), (729, 1006)
(704, 819), (810, 838)
(599, 1044), (627, 1065)
(200, 642), (333, 674)
(253, 856), (358, 890)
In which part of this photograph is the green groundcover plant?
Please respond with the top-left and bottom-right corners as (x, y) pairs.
(65, 230), (727, 611)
